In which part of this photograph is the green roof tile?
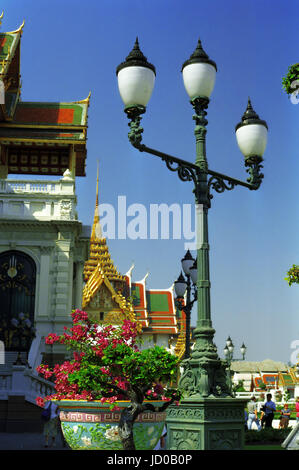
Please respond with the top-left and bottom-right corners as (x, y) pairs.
(146, 291), (171, 313)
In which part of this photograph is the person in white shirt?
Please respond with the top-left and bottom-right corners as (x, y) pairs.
(247, 396), (261, 431)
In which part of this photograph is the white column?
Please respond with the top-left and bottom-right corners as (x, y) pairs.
(75, 259), (84, 309)
(54, 240), (72, 319)
(37, 247), (52, 318)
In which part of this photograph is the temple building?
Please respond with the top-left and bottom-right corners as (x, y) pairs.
(0, 13), (94, 431)
(0, 14), (91, 367)
(81, 166), (186, 356)
(231, 359), (299, 398)
(0, 14), (187, 432)
(0, 13), (186, 367)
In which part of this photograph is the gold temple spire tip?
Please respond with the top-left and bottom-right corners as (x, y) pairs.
(6, 19), (25, 35)
(74, 91), (91, 105)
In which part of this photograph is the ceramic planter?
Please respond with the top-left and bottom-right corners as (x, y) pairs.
(55, 400), (166, 450)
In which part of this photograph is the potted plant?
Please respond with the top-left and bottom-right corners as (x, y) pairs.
(36, 309), (180, 450)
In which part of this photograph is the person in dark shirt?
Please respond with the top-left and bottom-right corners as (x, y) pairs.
(262, 393), (276, 428)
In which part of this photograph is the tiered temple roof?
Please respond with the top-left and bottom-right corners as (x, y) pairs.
(0, 13), (89, 177)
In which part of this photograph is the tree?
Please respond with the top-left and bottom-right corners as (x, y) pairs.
(285, 265), (299, 286)
(282, 63), (299, 100)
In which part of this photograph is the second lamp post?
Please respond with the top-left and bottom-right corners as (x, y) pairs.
(174, 250), (197, 360)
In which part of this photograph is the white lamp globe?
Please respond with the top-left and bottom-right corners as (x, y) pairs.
(174, 272), (187, 298)
(181, 250), (195, 276)
(116, 38), (156, 109)
(240, 343), (247, 357)
(235, 99), (268, 159)
(182, 38), (217, 101)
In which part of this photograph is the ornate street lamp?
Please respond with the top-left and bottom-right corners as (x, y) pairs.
(117, 37), (268, 451)
(174, 251), (197, 359)
(224, 336), (247, 365)
(240, 342), (247, 361)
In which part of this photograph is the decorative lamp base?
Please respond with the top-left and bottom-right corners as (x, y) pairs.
(166, 397), (248, 450)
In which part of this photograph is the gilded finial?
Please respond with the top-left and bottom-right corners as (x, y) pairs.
(0, 12), (4, 28)
(91, 160), (102, 240)
(6, 19), (25, 35)
(74, 91), (91, 105)
(96, 160), (99, 207)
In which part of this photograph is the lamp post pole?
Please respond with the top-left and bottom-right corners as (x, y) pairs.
(116, 37), (268, 450)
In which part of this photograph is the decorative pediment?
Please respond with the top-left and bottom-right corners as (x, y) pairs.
(88, 282), (120, 311)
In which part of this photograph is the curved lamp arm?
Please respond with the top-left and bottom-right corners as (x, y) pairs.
(125, 106), (264, 203)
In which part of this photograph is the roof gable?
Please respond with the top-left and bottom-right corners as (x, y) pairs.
(0, 18), (24, 121)
(12, 101), (88, 127)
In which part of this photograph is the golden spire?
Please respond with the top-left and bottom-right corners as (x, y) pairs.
(83, 163), (125, 284)
(91, 160), (103, 240)
(0, 12), (4, 28)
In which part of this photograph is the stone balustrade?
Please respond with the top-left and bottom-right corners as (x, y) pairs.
(0, 366), (54, 405)
(0, 173), (78, 221)
(24, 369), (55, 404)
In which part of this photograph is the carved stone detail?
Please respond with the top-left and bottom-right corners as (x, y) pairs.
(40, 246), (53, 255)
(167, 406), (204, 420)
(209, 429), (241, 450)
(60, 199), (73, 220)
(206, 408), (244, 420)
(169, 429), (199, 451)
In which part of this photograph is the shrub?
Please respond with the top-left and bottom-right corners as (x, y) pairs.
(245, 428), (290, 443)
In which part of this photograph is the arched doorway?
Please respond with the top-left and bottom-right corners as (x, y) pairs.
(0, 250), (36, 351)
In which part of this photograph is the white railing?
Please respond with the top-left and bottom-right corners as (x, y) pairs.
(24, 369), (55, 404)
(0, 177), (77, 220)
(0, 179), (74, 195)
(0, 366), (54, 405)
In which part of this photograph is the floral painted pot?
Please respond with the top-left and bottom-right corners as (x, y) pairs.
(55, 400), (166, 450)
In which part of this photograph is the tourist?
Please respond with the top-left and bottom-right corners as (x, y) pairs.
(262, 393), (276, 428)
(279, 403), (291, 429)
(42, 400), (60, 448)
(247, 396), (261, 431)
(296, 396), (299, 423)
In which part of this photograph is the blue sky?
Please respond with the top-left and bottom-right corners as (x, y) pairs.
(3, 0), (299, 363)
